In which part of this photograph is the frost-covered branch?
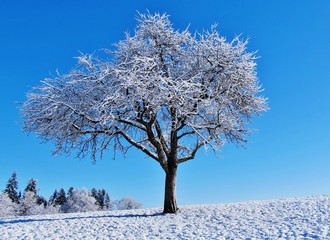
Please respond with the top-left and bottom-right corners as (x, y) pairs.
(116, 129), (159, 162)
(178, 138), (211, 164)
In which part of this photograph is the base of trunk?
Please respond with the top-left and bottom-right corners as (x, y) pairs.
(163, 199), (178, 214)
(163, 168), (178, 213)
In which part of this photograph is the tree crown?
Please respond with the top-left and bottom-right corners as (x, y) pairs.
(22, 12), (267, 171)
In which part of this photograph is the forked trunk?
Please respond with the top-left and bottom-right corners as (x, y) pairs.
(163, 165), (178, 213)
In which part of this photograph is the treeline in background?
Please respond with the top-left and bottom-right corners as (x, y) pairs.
(0, 172), (142, 217)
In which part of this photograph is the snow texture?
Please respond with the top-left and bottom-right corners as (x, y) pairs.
(1, 195), (329, 239)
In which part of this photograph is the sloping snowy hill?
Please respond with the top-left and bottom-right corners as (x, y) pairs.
(1, 195), (329, 239)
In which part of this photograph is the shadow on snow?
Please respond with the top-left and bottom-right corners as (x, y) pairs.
(0, 212), (164, 225)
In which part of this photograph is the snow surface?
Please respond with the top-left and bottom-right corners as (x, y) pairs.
(1, 195), (329, 239)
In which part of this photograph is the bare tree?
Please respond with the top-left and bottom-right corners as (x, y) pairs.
(21, 12), (267, 213)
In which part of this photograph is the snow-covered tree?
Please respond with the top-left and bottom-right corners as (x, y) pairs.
(104, 193), (112, 210)
(21, 12), (268, 213)
(117, 197), (142, 210)
(48, 189), (58, 206)
(54, 188), (67, 212)
(20, 191), (45, 215)
(91, 188), (98, 205)
(4, 172), (20, 203)
(24, 178), (37, 196)
(0, 193), (18, 217)
(67, 187), (74, 201)
(96, 189), (108, 210)
(55, 188), (67, 206)
(90, 188), (110, 210)
(66, 188), (98, 213)
(20, 179), (47, 215)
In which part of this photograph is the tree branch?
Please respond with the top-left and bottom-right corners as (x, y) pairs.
(144, 123), (168, 171)
(154, 120), (170, 157)
(118, 118), (147, 131)
(116, 129), (159, 161)
(177, 137), (211, 164)
(177, 130), (195, 139)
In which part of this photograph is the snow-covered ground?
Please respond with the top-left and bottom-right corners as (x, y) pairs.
(0, 195), (329, 239)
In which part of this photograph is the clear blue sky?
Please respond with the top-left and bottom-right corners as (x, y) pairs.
(1, 0), (329, 208)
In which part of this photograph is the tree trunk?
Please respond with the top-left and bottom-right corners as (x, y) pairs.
(163, 164), (178, 213)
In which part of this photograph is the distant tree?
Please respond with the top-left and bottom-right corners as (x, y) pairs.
(36, 195), (47, 207)
(0, 192), (18, 217)
(67, 187), (74, 201)
(21, 12), (268, 213)
(55, 188), (67, 206)
(20, 191), (45, 216)
(91, 188), (97, 197)
(91, 188), (98, 204)
(4, 172), (20, 203)
(97, 189), (107, 209)
(20, 178), (47, 215)
(104, 193), (112, 210)
(20, 191), (36, 215)
(49, 189), (58, 206)
(117, 197), (142, 210)
(24, 178), (37, 196)
(66, 188), (98, 213)
(90, 188), (109, 210)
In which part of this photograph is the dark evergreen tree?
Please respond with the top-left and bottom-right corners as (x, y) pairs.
(67, 187), (74, 201)
(90, 188), (109, 209)
(91, 188), (98, 199)
(24, 178), (37, 196)
(4, 172), (20, 203)
(49, 189), (58, 206)
(97, 189), (106, 209)
(37, 195), (47, 207)
(55, 188), (67, 205)
(91, 188), (100, 208)
(104, 193), (111, 210)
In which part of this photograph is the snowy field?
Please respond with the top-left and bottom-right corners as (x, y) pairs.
(0, 195), (329, 239)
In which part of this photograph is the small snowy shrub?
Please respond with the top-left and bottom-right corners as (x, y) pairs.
(117, 197), (142, 210)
